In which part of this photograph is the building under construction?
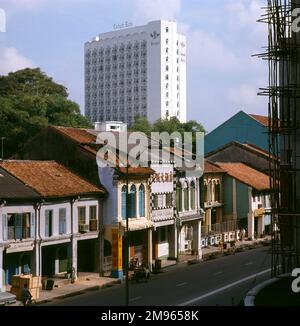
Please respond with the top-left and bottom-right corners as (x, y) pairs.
(259, 0), (300, 275)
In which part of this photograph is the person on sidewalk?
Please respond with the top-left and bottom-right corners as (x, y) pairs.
(21, 283), (32, 306)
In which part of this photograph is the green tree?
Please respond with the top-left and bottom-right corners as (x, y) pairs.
(0, 68), (91, 158)
(152, 117), (185, 135)
(129, 115), (152, 136)
(182, 120), (206, 134)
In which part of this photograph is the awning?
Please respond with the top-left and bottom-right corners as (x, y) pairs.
(120, 218), (154, 231)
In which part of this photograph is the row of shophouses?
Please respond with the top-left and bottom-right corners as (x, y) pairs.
(0, 115), (273, 291)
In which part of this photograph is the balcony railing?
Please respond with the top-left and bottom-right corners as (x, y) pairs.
(201, 220), (238, 236)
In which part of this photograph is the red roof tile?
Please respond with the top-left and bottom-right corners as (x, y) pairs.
(54, 126), (96, 144)
(1, 160), (106, 198)
(249, 114), (270, 127)
(216, 162), (270, 191)
(204, 160), (226, 174)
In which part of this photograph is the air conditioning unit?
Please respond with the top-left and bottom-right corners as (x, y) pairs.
(79, 224), (89, 233)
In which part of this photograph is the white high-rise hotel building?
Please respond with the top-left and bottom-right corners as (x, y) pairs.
(84, 20), (187, 125)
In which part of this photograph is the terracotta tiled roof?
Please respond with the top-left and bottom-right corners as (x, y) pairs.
(53, 126), (154, 176)
(216, 162), (270, 191)
(204, 160), (226, 174)
(0, 167), (40, 199)
(0, 160), (106, 198)
(54, 126), (96, 144)
(249, 114), (270, 127)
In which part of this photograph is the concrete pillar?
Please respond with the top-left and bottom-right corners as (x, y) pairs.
(168, 224), (177, 260)
(248, 187), (254, 240)
(248, 213), (254, 240)
(33, 243), (40, 277)
(0, 247), (4, 292)
(257, 216), (264, 238)
(111, 228), (123, 279)
(72, 238), (78, 279)
(148, 229), (152, 271)
(54, 248), (59, 275)
(192, 220), (202, 259)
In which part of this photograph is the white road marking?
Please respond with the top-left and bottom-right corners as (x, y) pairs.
(176, 282), (187, 287)
(245, 262), (253, 266)
(129, 296), (142, 302)
(214, 271), (223, 276)
(179, 268), (271, 306)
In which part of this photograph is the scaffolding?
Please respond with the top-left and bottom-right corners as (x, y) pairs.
(258, 0), (300, 276)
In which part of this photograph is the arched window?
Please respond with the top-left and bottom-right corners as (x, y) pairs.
(129, 185), (136, 218)
(139, 185), (145, 217)
(204, 182), (208, 203)
(183, 182), (189, 211)
(176, 183), (182, 212)
(121, 185), (127, 220)
(215, 182), (221, 202)
(190, 181), (195, 210)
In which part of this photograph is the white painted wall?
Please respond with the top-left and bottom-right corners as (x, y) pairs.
(98, 166), (119, 226)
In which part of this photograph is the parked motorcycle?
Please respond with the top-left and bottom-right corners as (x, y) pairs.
(132, 265), (150, 283)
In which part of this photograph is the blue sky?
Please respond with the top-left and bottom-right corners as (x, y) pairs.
(0, 0), (267, 132)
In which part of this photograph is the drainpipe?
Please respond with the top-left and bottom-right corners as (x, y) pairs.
(70, 197), (79, 281)
(98, 198), (104, 276)
(34, 201), (43, 284)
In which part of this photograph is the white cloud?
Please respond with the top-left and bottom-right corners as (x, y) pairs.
(227, 84), (263, 109)
(188, 29), (241, 72)
(226, 0), (265, 43)
(132, 0), (181, 23)
(0, 47), (34, 75)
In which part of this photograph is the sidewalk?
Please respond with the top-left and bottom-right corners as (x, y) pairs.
(178, 237), (271, 264)
(8, 275), (121, 306)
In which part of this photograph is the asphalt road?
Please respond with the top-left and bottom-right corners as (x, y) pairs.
(46, 246), (272, 306)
